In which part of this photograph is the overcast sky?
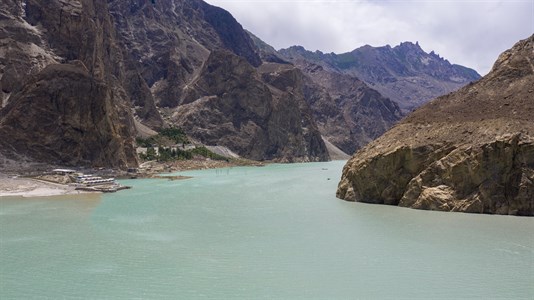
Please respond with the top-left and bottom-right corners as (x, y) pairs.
(204, 0), (534, 75)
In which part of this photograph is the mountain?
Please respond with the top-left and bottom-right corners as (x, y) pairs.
(279, 42), (481, 112)
(0, 0), (329, 168)
(249, 34), (403, 155)
(109, 0), (328, 162)
(0, 0), (484, 169)
(172, 50), (328, 161)
(107, 0), (262, 110)
(337, 35), (534, 216)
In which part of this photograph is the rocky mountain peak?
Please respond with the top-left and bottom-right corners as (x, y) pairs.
(245, 30), (289, 64)
(279, 42), (481, 112)
(395, 41), (423, 52)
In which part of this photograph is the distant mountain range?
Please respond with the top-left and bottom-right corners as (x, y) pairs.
(279, 42), (481, 112)
(0, 0), (481, 169)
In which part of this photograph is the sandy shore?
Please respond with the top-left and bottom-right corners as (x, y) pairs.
(0, 175), (91, 198)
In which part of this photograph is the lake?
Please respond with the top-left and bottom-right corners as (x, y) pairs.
(1, 161), (533, 299)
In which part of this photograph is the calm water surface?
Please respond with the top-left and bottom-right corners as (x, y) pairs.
(1, 161), (533, 299)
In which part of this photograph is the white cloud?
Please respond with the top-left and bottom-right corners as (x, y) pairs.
(205, 0), (534, 75)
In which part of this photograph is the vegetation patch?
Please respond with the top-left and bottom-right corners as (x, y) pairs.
(136, 127), (190, 148)
(137, 127), (228, 162)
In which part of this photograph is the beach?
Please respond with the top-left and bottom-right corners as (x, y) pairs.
(0, 175), (88, 198)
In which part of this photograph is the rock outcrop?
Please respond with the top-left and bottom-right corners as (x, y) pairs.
(337, 35), (534, 216)
(279, 42), (481, 113)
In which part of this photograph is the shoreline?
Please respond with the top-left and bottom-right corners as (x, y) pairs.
(0, 175), (96, 198)
(134, 158), (266, 177)
(0, 158), (266, 198)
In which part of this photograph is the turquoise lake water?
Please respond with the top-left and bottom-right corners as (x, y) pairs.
(1, 161), (533, 299)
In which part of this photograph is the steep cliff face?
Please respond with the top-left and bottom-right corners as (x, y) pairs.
(0, 0), (60, 105)
(258, 63), (329, 161)
(172, 50), (329, 161)
(0, 0), (138, 168)
(337, 35), (534, 216)
(0, 64), (137, 168)
(279, 42), (481, 112)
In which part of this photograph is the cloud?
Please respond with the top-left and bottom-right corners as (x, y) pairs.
(205, 0), (534, 75)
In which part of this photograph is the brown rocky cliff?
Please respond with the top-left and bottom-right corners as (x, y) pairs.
(258, 63), (330, 161)
(337, 35), (534, 216)
(1, 0), (61, 102)
(0, 64), (137, 168)
(0, 0), (139, 168)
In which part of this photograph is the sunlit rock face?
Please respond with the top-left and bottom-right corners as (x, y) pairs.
(337, 35), (534, 216)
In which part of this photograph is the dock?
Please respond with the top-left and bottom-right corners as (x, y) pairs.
(75, 185), (131, 193)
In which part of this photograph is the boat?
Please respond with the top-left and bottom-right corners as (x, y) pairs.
(76, 175), (116, 186)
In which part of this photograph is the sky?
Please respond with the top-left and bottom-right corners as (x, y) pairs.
(204, 0), (534, 75)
